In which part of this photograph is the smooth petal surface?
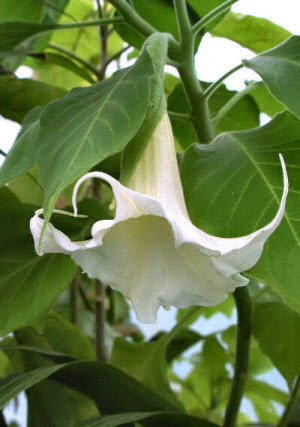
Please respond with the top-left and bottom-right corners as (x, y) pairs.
(30, 113), (288, 323)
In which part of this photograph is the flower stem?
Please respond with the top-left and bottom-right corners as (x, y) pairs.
(277, 374), (300, 427)
(174, 0), (214, 143)
(192, 0), (240, 35)
(70, 275), (79, 325)
(95, 279), (108, 362)
(203, 63), (244, 98)
(92, 179), (108, 362)
(223, 286), (252, 427)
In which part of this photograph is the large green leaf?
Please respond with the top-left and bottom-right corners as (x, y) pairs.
(51, 361), (177, 413)
(83, 412), (218, 427)
(0, 76), (66, 123)
(0, 364), (65, 409)
(168, 81), (259, 149)
(38, 39), (154, 224)
(253, 290), (300, 384)
(0, 107), (42, 186)
(181, 111), (300, 313)
(249, 81), (285, 118)
(0, 188), (77, 336)
(212, 12), (292, 53)
(244, 36), (300, 119)
(13, 312), (98, 426)
(0, 21), (57, 56)
(0, 0), (42, 22)
(111, 336), (183, 409)
(27, 380), (98, 427)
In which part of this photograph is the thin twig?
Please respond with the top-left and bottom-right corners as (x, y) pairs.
(223, 286), (252, 427)
(192, 0), (239, 35)
(277, 374), (300, 427)
(203, 63), (244, 98)
(70, 275), (79, 325)
(168, 111), (191, 121)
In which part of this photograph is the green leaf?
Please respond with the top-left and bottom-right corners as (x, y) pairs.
(31, 52), (96, 84)
(212, 12), (292, 53)
(244, 36), (300, 119)
(51, 361), (178, 413)
(0, 0), (43, 22)
(168, 81), (259, 150)
(0, 21), (57, 56)
(187, 0), (229, 31)
(83, 412), (218, 427)
(0, 76), (66, 123)
(179, 337), (229, 422)
(164, 328), (203, 363)
(38, 39), (154, 224)
(253, 290), (300, 384)
(249, 81), (285, 118)
(8, 167), (44, 205)
(27, 380), (98, 427)
(12, 312), (98, 426)
(0, 188), (77, 336)
(0, 107), (42, 186)
(181, 111), (300, 313)
(16, 311), (96, 362)
(0, 364), (65, 409)
(111, 336), (183, 409)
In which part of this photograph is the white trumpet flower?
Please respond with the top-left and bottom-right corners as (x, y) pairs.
(30, 113), (288, 323)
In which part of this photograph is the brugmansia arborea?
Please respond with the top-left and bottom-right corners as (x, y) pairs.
(30, 113), (288, 323)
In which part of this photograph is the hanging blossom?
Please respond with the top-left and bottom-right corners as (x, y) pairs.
(30, 113), (288, 323)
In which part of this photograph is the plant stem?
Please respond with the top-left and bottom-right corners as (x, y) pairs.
(96, 0), (108, 80)
(57, 16), (123, 30)
(0, 149), (6, 157)
(48, 44), (100, 77)
(92, 179), (108, 362)
(167, 111), (191, 121)
(212, 81), (259, 126)
(108, 0), (179, 57)
(223, 286), (252, 427)
(277, 374), (300, 427)
(95, 279), (108, 362)
(174, 0), (214, 143)
(70, 275), (78, 325)
(203, 63), (244, 98)
(192, 0), (239, 35)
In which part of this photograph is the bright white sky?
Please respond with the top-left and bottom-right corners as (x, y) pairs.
(2, 1), (298, 423)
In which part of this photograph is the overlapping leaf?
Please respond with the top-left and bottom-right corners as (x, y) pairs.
(244, 36), (300, 118)
(0, 76), (66, 123)
(212, 12), (292, 53)
(181, 111), (300, 313)
(0, 188), (77, 336)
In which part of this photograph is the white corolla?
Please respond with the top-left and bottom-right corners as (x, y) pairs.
(30, 113), (288, 323)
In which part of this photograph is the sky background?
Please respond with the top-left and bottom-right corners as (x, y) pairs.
(2, 0), (299, 424)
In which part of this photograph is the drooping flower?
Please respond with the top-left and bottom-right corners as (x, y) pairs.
(30, 113), (288, 323)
